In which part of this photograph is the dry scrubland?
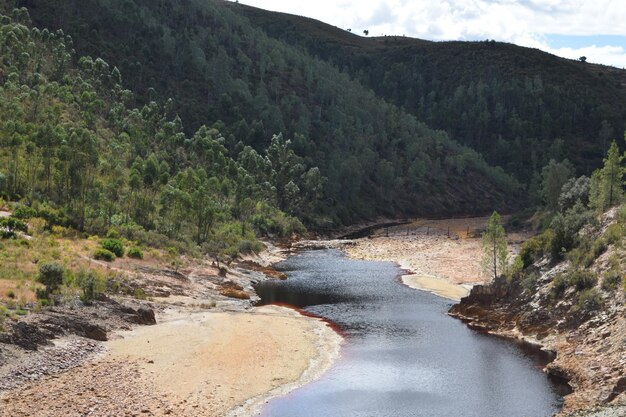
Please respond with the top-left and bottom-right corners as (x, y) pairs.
(0, 210), (341, 417)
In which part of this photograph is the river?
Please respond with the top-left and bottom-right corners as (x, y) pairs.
(254, 249), (564, 417)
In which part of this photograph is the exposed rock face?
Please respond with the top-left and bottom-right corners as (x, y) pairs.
(0, 301), (157, 351)
(450, 265), (626, 416)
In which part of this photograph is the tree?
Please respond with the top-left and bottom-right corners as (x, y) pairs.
(589, 140), (624, 212)
(541, 159), (574, 212)
(482, 211), (507, 282)
(37, 262), (65, 296)
(579, 56), (587, 63)
(363, 30), (369, 36)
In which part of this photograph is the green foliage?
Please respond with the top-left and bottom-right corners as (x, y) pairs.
(75, 269), (104, 304)
(12, 205), (36, 219)
(541, 159), (574, 212)
(36, 262), (65, 296)
(589, 141), (624, 213)
(519, 230), (553, 267)
(0, 217), (28, 238)
(558, 176), (590, 212)
(101, 238), (124, 257)
(93, 248), (116, 262)
(126, 246), (143, 259)
(234, 4), (626, 187)
(520, 271), (539, 293)
(575, 288), (604, 312)
(481, 211), (507, 281)
(568, 270), (597, 291)
(601, 269), (623, 292)
(568, 234), (607, 268)
(0, 10), (311, 258)
(549, 202), (594, 259)
(14, 1), (520, 223)
(550, 273), (569, 299)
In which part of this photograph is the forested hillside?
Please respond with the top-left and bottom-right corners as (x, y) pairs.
(231, 2), (626, 185)
(10, 0), (520, 223)
(0, 8), (317, 259)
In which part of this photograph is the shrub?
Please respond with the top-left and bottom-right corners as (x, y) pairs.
(550, 273), (569, 299)
(601, 270), (622, 292)
(604, 223), (623, 246)
(0, 217), (28, 238)
(101, 238), (124, 257)
(133, 288), (147, 300)
(521, 271), (539, 293)
(127, 247), (144, 259)
(12, 205), (37, 219)
(75, 270), (104, 304)
(569, 270), (597, 291)
(549, 202), (594, 259)
(237, 240), (262, 254)
(519, 231), (552, 267)
(93, 248), (116, 262)
(576, 288), (604, 312)
(36, 262), (65, 296)
(106, 228), (121, 238)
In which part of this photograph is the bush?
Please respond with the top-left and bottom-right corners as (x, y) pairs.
(521, 271), (539, 293)
(550, 273), (569, 299)
(37, 262), (65, 296)
(519, 231), (552, 267)
(237, 240), (262, 254)
(569, 270), (597, 291)
(12, 205), (37, 219)
(604, 223), (623, 246)
(93, 248), (116, 262)
(127, 247), (144, 259)
(101, 238), (124, 257)
(75, 270), (104, 304)
(0, 217), (28, 238)
(576, 288), (604, 312)
(549, 202), (594, 259)
(601, 270), (622, 292)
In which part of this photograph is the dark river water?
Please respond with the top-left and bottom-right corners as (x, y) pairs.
(254, 249), (563, 417)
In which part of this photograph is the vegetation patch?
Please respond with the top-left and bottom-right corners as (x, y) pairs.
(93, 248), (116, 262)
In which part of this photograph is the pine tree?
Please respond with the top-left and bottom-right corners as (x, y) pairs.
(482, 211), (508, 282)
(589, 140), (624, 212)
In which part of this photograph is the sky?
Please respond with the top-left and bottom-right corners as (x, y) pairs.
(237, 0), (626, 68)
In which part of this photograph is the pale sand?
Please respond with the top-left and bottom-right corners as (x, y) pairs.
(344, 216), (528, 300)
(401, 274), (470, 300)
(0, 306), (342, 417)
(107, 305), (342, 417)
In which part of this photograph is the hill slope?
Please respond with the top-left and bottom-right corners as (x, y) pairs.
(230, 2), (626, 184)
(13, 0), (520, 223)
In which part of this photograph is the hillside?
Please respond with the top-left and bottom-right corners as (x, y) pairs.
(12, 0), (520, 224)
(229, 1), (626, 184)
(0, 7), (308, 258)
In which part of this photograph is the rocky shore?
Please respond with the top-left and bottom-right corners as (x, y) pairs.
(0, 244), (342, 417)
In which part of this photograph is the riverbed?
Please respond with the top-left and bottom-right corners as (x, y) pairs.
(255, 249), (563, 417)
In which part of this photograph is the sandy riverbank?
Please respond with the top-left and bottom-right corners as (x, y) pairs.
(0, 305), (341, 417)
(343, 216), (529, 300)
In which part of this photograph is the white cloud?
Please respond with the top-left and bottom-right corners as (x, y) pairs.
(237, 0), (626, 68)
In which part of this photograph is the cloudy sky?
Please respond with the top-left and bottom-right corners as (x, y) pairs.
(238, 0), (626, 68)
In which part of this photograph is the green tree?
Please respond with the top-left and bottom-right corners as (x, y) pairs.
(541, 159), (574, 212)
(589, 141), (624, 212)
(481, 211), (508, 282)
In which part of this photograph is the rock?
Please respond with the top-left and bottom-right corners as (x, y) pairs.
(8, 322), (54, 351)
(83, 324), (108, 341)
(606, 376), (626, 403)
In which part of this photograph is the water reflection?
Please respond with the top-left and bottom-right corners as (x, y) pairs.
(255, 249), (563, 417)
